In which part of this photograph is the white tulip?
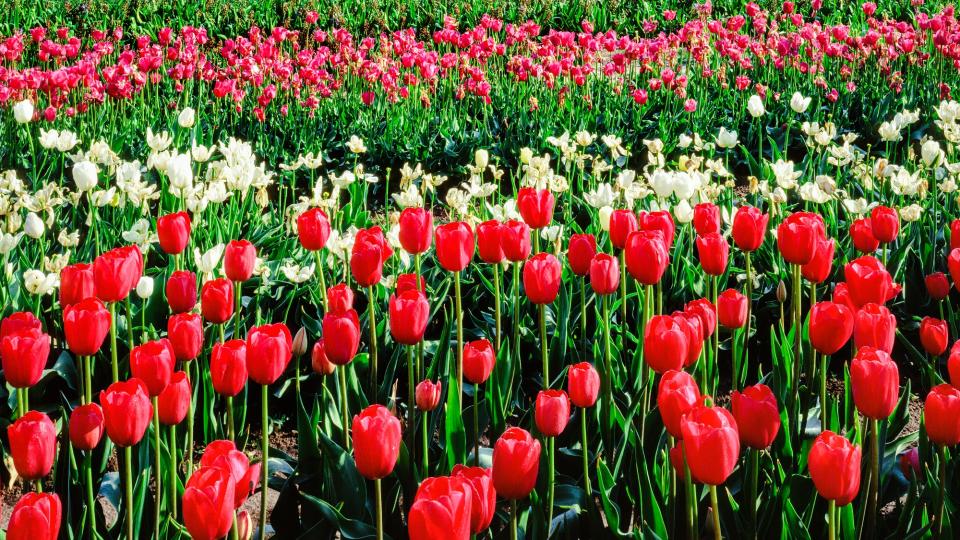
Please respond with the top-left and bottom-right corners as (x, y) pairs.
(673, 199), (694, 223)
(790, 92), (811, 114)
(12, 99), (34, 124)
(878, 121), (901, 142)
(598, 206), (614, 232)
(747, 95), (765, 118)
(177, 107), (196, 128)
(921, 140), (942, 167)
(649, 170), (675, 198)
(24, 212), (44, 239)
(73, 160), (99, 191)
(716, 127), (739, 149)
(474, 149), (489, 170)
(136, 276), (155, 299)
(166, 153), (194, 191)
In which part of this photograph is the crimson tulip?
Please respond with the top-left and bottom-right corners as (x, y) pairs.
(96, 245), (142, 303)
(850, 218), (879, 253)
(950, 249), (960, 292)
(517, 187), (554, 229)
(523, 253), (562, 304)
(925, 384), (960, 446)
(639, 210), (676, 250)
(389, 289), (430, 345)
(463, 339), (496, 384)
(69, 403), (105, 451)
(625, 230), (669, 285)
(59, 262), (95, 307)
(501, 219), (531, 262)
(182, 466), (236, 540)
(328, 284), (355, 312)
(168, 313), (203, 361)
(199, 440), (261, 508)
(322, 309), (361, 365)
(395, 272), (425, 295)
(476, 220), (505, 264)
(246, 323), (293, 385)
(777, 211), (824, 265)
(681, 405), (740, 485)
(808, 301), (854, 355)
(850, 347), (899, 419)
(130, 338), (175, 396)
(451, 465), (496, 534)
(211, 340), (247, 396)
(590, 253), (619, 295)
(351, 227), (393, 286)
(8, 410), (56, 480)
(853, 303), (896, 353)
(809, 431), (862, 506)
(696, 232), (729, 276)
(224, 240), (257, 282)
(731, 384), (781, 449)
(435, 222), (474, 272)
(1, 328), (50, 388)
(157, 211), (191, 254)
(949, 340), (960, 388)
(535, 389), (570, 436)
(844, 256), (899, 307)
(100, 378), (153, 447)
(685, 298), (717, 338)
(200, 278), (234, 324)
(166, 270), (197, 313)
(693, 203), (720, 236)
(567, 233), (596, 276)
(415, 380), (442, 411)
(492, 427), (541, 499)
(801, 237), (835, 284)
(1, 311), (41, 339)
(352, 404), (402, 479)
(731, 206), (768, 252)
(921, 317), (949, 355)
(567, 362), (600, 408)
(926, 272), (951, 301)
(311, 340), (336, 376)
(952, 219), (960, 251)
(870, 205), (899, 243)
(408, 476), (473, 540)
(63, 298), (110, 356)
(644, 315), (689, 373)
(158, 371), (191, 425)
(832, 282), (858, 314)
(296, 207), (331, 251)
(675, 311), (704, 368)
(7, 492), (61, 540)
(657, 369), (702, 438)
(398, 207), (434, 254)
(717, 288), (748, 329)
(609, 209), (638, 249)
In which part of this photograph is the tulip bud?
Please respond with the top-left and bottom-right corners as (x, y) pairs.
(608, 209), (639, 249)
(389, 289), (430, 345)
(476, 220), (505, 264)
(1, 327), (51, 388)
(925, 384), (960, 446)
(72, 160), (99, 191)
(13, 99), (34, 123)
(311, 340), (336, 376)
(717, 289), (748, 329)
(463, 339), (496, 385)
(157, 212), (192, 255)
(224, 240), (257, 282)
(567, 362), (600, 408)
(644, 315), (689, 373)
(211, 340), (247, 396)
(523, 253), (562, 304)
(657, 370), (702, 438)
(535, 389), (570, 437)
(136, 276), (154, 299)
(589, 253), (619, 295)
(292, 327), (308, 358)
(100, 378), (154, 447)
(24, 212), (44, 239)
(398, 207), (434, 255)
(237, 510), (253, 540)
(926, 272), (951, 301)
(517, 188), (555, 229)
(297, 208), (332, 251)
(351, 227), (393, 286)
(435, 222), (475, 272)
(777, 212), (824, 266)
(920, 316), (949, 356)
(850, 218), (879, 253)
(158, 371), (191, 425)
(69, 403), (105, 451)
(246, 323), (293, 385)
(567, 234), (596, 276)
(850, 347), (899, 420)
(808, 301), (854, 355)
(731, 206), (768, 252)
(853, 303), (896, 353)
(625, 230), (669, 285)
(177, 107), (196, 128)
(870, 206), (899, 244)
(415, 380), (442, 411)
(777, 280), (787, 303)
(201, 278), (234, 324)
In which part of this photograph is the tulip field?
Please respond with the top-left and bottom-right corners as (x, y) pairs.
(3, 1), (960, 539)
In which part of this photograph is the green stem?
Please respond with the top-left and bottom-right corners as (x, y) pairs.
(407, 346), (415, 461)
(85, 451), (96, 539)
(581, 407), (592, 496)
(125, 297), (135, 350)
(185, 362), (194, 477)
(169, 425), (178, 520)
(685, 460), (697, 540)
(227, 395), (235, 442)
(234, 281), (242, 338)
(748, 449), (759, 540)
(260, 384), (269, 540)
(368, 286), (378, 395)
(828, 500), (836, 540)
(455, 271), (464, 403)
(110, 302), (119, 382)
(540, 303), (548, 389)
(938, 445), (947, 538)
(710, 484), (721, 540)
(153, 397), (161, 540)
(314, 250), (328, 311)
(422, 401), (429, 472)
(510, 500), (518, 540)
(820, 352), (827, 431)
(547, 437), (555, 534)
(865, 418), (879, 538)
(340, 367), (351, 450)
(473, 385), (480, 465)
(580, 276), (587, 361)
(375, 478), (383, 540)
(493, 263), (502, 352)
(619, 250), (627, 345)
(124, 445), (134, 540)
(744, 252), (753, 381)
(512, 264), (521, 383)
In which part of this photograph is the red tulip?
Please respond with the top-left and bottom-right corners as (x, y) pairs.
(100, 378), (153, 447)
(409, 476), (473, 540)
(777, 211), (824, 265)
(644, 315), (689, 373)
(717, 289), (748, 329)
(832, 282), (858, 314)
(898, 448), (920, 479)
(199, 440), (261, 508)
(609, 209), (639, 249)
(925, 384), (960, 446)
(224, 240), (257, 282)
(567, 234), (596, 276)
(844, 256), (899, 307)
(130, 338), (176, 396)
(685, 298), (717, 338)
(693, 203), (721, 236)
(182, 466), (236, 540)
(949, 340), (960, 388)
(296, 207), (331, 251)
(157, 211), (192, 254)
(625, 230), (669, 285)
(952, 219), (960, 251)
(7, 492), (61, 540)
(389, 289), (430, 345)
(398, 207), (434, 254)
(352, 404), (402, 479)
(327, 283), (355, 312)
(464, 339), (496, 385)
(69, 403), (105, 451)
(93, 245), (142, 302)
(492, 427), (541, 499)
(669, 442), (687, 481)
(451, 465), (496, 534)
(59, 263), (95, 307)
(523, 253), (562, 304)
(801, 237), (835, 284)
(476, 220), (505, 264)
(158, 371), (191, 425)
(395, 272), (425, 293)
(415, 380), (442, 411)
(1, 328), (50, 388)
(808, 301), (854, 355)
(8, 411), (56, 480)
(853, 303), (896, 353)
(351, 227), (393, 286)
(639, 210), (676, 250)
(674, 311), (705, 367)
(322, 309), (361, 365)
(870, 205), (899, 243)
(850, 347), (899, 419)
(567, 362), (600, 408)
(681, 405), (740, 485)
(166, 270), (197, 314)
(950, 249), (960, 292)
(501, 220), (531, 262)
(535, 389), (570, 437)
(696, 233), (728, 276)
(200, 278), (234, 324)
(730, 384), (781, 449)
(920, 316), (949, 356)
(517, 187), (555, 229)
(211, 340), (247, 396)
(808, 431), (862, 505)
(246, 323), (293, 385)
(311, 340), (336, 376)
(590, 253), (619, 295)
(850, 218), (879, 253)
(926, 272), (951, 301)
(731, 206), (768, 252)
(434, 222), (475, 272)
(63, 298), (110, 357)
(1, 312), (41, 339)
(168, 313), (203, 361)
(657, 370), (702, 438)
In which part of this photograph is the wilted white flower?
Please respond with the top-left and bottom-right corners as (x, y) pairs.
(770, 159), (802, 190)
(540, 225), (563, 243)
(136, 276), (155, 299)
(23, 269), (57, 296)
(799, 182), (831, 204)
(177, 107), (196, 128)
(24, 212), (44, 239)
(346, 135), (367, 154)
(12, 99), (33, 124)
(73, 160), (99, 191)
(878, 121), (901, 142)
(716, 127), (739, 149)
(790, 92), (811, 114)
(194, 244), (226, 277)
(146, 128), (173, 152)
(122, 219), (157, 251)
(58, 229), (80, 248)
(39, 129), (59, 149)
(584, 183), (617, 208)
(899, 204), (923, 222)
(747, 95), (765, 118)
(191, 143), (216, 163)
(392, 184), (423, 209)
(0, 233), (22, 254)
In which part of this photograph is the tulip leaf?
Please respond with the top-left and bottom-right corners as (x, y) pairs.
(317, 430), (367, 518)
(444, 369), (466, 471)
(301, 492), (383, 539)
